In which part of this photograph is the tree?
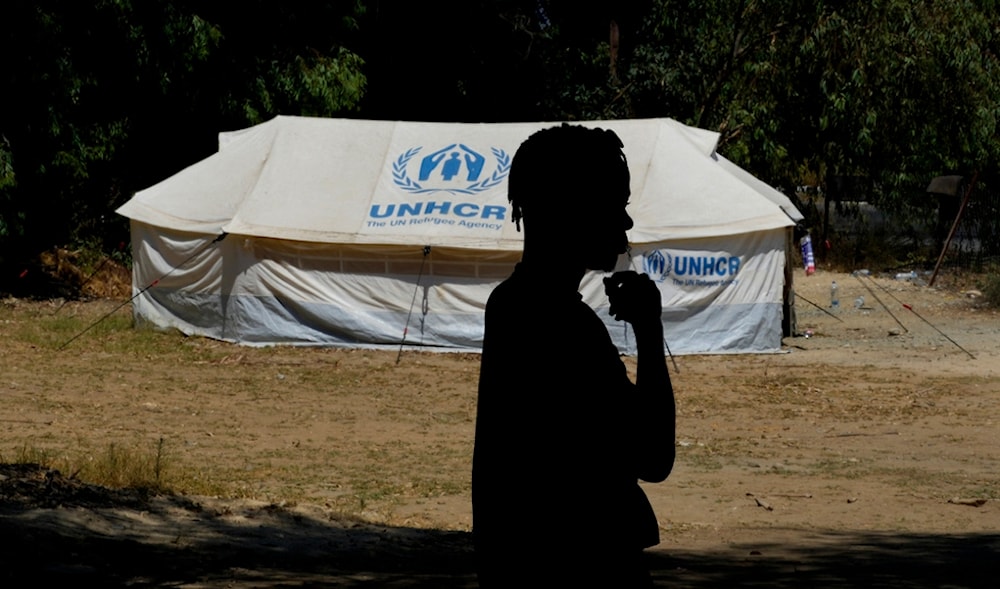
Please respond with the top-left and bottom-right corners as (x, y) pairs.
(553, 0), (1000, 211)
(0, 0), (367, 294)
(5, 1), (1000, 294)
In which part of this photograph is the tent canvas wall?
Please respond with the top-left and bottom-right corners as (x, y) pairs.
(117, 116), (801, 354)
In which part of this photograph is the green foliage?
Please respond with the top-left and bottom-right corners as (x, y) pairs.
(551, 1), (1000, 213)
(981, 269), (1000, 307)
(0, 1), (367, 293)
(4, 0), (1000, 290)
(253, 47), (367, 121)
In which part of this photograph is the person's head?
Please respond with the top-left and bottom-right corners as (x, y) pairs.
(507, 124), (633, 271)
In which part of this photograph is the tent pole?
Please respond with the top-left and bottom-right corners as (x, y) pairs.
(396, 246), (431, 364)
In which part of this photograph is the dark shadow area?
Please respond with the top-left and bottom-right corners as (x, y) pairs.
(4, 506), (998, 588)
(647, 530), (1000, 588)
(2, 464), (997, 587)
(0, 463), (476, 587)
(0, 499), (477, 588)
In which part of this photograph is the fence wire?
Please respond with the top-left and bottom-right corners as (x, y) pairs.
(791, 180), (1000, 272)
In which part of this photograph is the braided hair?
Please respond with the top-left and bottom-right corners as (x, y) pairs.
(507, 124), (630, 232)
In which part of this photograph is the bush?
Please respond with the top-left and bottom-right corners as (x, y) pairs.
(980, 269), (1000, 307)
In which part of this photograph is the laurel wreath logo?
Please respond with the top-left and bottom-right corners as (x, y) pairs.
(392, 147), (511, 195)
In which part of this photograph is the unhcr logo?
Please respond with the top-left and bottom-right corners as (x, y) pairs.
(644, 249), (742, 287)
(367, 143), (511, 231)
(644, 250), (671, 282)
(392, 144), (511, 195)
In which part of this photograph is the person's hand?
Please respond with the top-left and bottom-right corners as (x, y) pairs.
(603, 271), (662, 325)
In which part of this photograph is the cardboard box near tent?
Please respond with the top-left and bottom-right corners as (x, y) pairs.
(116, 116), (803, 355)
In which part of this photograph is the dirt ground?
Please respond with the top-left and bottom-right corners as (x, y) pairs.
(1, 269), (998, 587)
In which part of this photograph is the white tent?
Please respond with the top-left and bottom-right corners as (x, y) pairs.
(117, 116), (801, 354)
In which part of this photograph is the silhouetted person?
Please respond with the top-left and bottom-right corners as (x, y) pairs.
(472, 124), (677, 588)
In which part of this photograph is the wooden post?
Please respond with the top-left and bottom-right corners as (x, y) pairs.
(929, 171), (978, 287)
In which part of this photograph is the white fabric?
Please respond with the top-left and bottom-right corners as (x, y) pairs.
(119, 116), (799, 354)
(130, 222), (786, 353)
(119, 117), (793, 246)
(586, 231), (788, 355)
(714, 154), (805, 223)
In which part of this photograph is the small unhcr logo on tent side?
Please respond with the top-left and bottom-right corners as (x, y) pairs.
(644, 250), (742, 287)
(392, 144), (511, 195)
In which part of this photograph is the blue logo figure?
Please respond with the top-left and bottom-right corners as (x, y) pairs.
(395, 143), (509, 195)
(643, 250), (671, 283)
(418, 144), (485, 182)
(442, 152), (462, 181)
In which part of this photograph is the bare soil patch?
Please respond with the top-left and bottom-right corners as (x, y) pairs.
(1, 269), (998, 587)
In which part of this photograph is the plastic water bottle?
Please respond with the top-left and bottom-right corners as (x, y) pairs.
(831, 281), (840, 309)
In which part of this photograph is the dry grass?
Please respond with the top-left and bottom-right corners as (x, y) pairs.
(3, 438), (171, 493)
(2, 272), (999, 535)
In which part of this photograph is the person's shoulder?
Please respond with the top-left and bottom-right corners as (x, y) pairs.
(485, 273), (526, 314)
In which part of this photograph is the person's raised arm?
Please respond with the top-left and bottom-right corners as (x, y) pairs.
(604, 271), (676, 482)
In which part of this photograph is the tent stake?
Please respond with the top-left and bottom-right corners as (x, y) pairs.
(899, 302), (976, 359)
(663, 337), (680, 374)
(861, 275), (974, 359)
(794, 292), (844, 322)
(853, 274), (908, 333)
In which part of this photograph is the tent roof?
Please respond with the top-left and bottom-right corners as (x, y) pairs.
(117, 116), (796, 250)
